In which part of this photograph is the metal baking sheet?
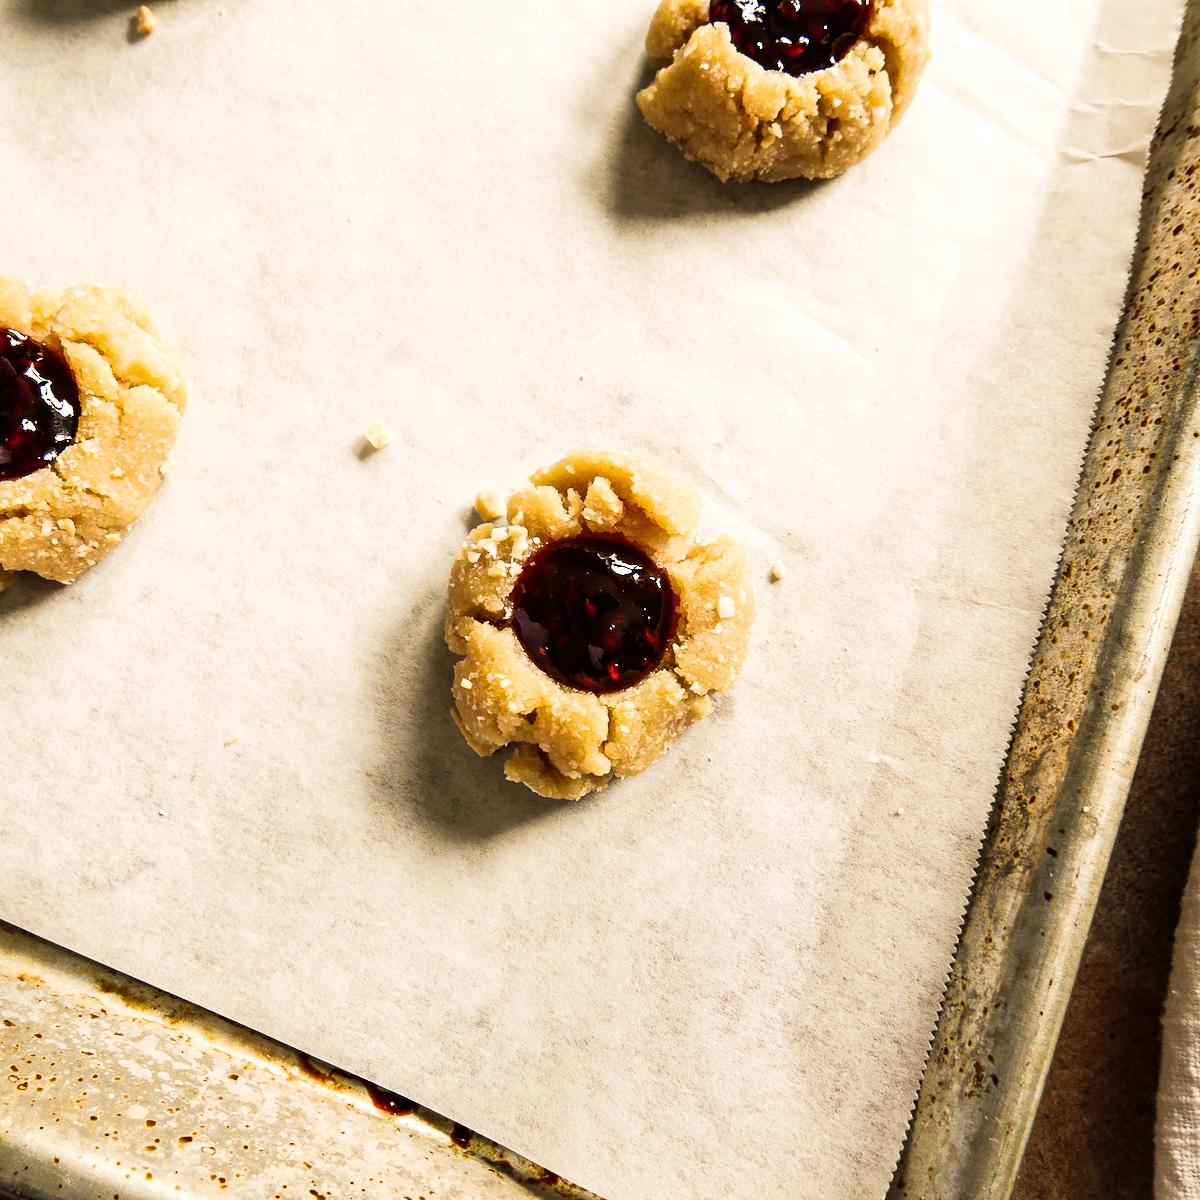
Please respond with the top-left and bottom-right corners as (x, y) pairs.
(4, 6), (1200, 1200)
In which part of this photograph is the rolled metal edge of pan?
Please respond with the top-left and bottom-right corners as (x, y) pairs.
(887, 4), (1200, 1197)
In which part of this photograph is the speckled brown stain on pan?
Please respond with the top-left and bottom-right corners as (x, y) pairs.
(0, 922), (600, 1200)
(889, 2), (1200, 1196)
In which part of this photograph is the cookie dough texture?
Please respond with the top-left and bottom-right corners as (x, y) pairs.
(638, 0), (930, 182)
(445, 451), (755, 800)
(0, 277), (186, 588)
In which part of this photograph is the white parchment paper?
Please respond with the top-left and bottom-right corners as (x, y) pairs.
(0, 0), (1184, 1195)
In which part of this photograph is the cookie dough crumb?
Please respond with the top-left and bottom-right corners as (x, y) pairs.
(364, 423), (393, 451)
(770, 560), (788, 581)
(582, 476), (624, 529)
(135, 5), (156, 34)
(223, 734), (241, 747)
(474, 488), (506, 521)
(160, 455), (176, 476)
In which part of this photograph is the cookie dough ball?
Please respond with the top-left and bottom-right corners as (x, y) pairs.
(0, 277), (186, 587)
(637, 0), (930, 182)
(445, 450), (755, 800)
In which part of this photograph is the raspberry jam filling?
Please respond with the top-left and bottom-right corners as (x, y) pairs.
(0, 328), (80, 482)
(511, 535), (676, 694)
(708, 0), (874, 76)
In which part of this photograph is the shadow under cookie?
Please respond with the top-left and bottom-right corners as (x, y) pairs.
(605, 59), (823, 223)
(368, 591), (570, 846)
(22, 0), (143, 23)
(0, 572), (64, 613)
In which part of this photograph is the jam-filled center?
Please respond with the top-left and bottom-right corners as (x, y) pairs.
(0, 328), (80, 483)
(511, 535), (676, 694)
(709, 0), (874, 76)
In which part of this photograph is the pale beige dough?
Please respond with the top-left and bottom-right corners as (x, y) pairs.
(637, 0), (930, 182)
(0, 277), (186, 589)
(445, 450), (755, 800)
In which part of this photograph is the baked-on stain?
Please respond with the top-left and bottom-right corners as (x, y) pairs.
(450, 1123), (473, 1148)
(295, 1054), (332, 1084)
(707, 0), (874, 75)
(511, 535), (676, 694)
(296, 1054), (419, 1120)
(0, 328), (79, 481)
(364, 1082), (416, 1117)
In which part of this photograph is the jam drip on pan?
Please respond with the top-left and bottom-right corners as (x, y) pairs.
(0, 329), (80, 482)
(708, 0), (874, 76)
(511, 535), (677, 694)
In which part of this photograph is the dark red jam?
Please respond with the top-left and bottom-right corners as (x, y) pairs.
(0, 328), (80, 482)
(708, 0), (873, 76)
(511, 536), (676, 694)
